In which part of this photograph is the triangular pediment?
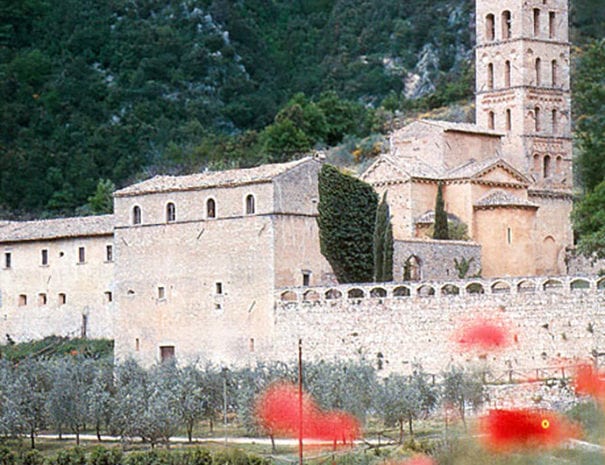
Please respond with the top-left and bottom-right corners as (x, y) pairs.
(474, 161), (530, 185)
(446, 158), (530, 185)
(361, 156), (410, 184)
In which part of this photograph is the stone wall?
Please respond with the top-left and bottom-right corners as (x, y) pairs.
(0, 234), (115, 343)
(393, 239), (481, 281)
(272, 276), (605, 376)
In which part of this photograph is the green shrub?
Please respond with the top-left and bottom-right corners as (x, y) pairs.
(89, 447), (123, 465)
(50, 448), (86, 465)
(181, 449), (211, 465)
(566, 401), (605, 442)
(0, 447), (16, 465)
(20, 450), (44, 465)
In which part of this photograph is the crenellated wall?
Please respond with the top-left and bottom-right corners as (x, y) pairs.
(272, 275), (605, 376)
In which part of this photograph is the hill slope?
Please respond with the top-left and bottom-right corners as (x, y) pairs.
(0, 0), (602, 216)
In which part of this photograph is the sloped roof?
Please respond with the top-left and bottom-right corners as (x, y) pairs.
(0, 215), (114, 243)
(114, 157), (315, 197)
(362, 154), (442, 182)
(474, 190), (538, 209)
(415, 210), (464, 225)
(418, 119), (505, 137)
(444, 157), (530, 184)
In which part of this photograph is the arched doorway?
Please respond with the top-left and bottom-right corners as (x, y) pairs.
(403, 255), (422, 281)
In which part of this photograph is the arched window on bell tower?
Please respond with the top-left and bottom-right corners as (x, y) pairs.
(504, 60), (511, 87)
(556, 156), (562, 174)
(551, 59), (558, 87)
(486, 14), (495, 41)
(488, 111), (495, 129)
(535, 58), (542, 86)
(502, 11), (511, 39)
(533, 154), (541, 173)
(552, 109), (558, 134)
(505, 109), (512, 131)
(487, 63), (494, 89)
(543, 155), (551, 178)
(549, 12), (556, 39)
(534, 107), (541, 132)
(533, 9), (541, 37)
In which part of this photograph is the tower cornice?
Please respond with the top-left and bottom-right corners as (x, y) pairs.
(476, 38), (570, 50)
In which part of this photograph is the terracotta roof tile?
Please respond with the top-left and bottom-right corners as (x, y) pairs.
(419, 119), (505, 136)
(0, 215), (114, 243)
(474, 190), (538, 209)
(114, 157), (314, 197)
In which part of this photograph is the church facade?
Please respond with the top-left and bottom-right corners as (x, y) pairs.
(363, 0), (573, 278)
(0, 1), (578, 366)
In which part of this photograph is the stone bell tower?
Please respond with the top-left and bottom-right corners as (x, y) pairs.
(475, 0), (573, 275)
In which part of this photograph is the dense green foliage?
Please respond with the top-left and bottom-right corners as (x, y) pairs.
(0, 336), (113, 362)
(0, 446), (268, 465)
(0, 0), (471, 217)
(0, 355), (488, 450)
(574, 40), (605, 193)
(317, 164), (378, 283)
(0, 0), (601, 218)
(572, 180), (605, 259)
(432, 183), (449, 240)
(373, 192), (393, 282)
(571, 40), (605, 257)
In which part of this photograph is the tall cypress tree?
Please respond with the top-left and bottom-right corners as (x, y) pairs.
(317, 164), (378, 283)
(433, 182), (449, 240)
(373, 192), (394, 282)
(382, 219), (394, 281)
(373, 193), (388, 281)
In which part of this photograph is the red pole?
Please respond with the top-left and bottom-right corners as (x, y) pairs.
(298, 338), (303, 465)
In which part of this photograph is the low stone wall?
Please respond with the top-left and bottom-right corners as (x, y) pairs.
(393, 239), (481, 281)
(566, 251), (605, 276)
(272, 276), (605, 377)
(0, 302), (115, 344)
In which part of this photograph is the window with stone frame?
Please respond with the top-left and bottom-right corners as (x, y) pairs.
(206, 198), (216, 218)
(132, 205), (142, 225)
(166, 202), (176, 222)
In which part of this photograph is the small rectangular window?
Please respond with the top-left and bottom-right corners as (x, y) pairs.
(4, 252), (11, 269)
(249, 338), (255, 353)
(135, 338), (140, 351)
(215, 282), (223, 295)
(38, 293), (47, 306)
(215, 303), (222, 311)
(302, 271), (311, 287)
(104, 291), (113, 303)
(18, 294), (27, 306)
(158, 286), (165, 299)
(106, 245), (113, 262)
(59, 293), (66, 305)
(507, 227), (512, 245)
(41, 249), (48, 266)
(78, 247), (85, 264)
(160, 345), (175, 362)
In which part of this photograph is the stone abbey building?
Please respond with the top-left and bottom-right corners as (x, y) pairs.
(0, 1), (588, 370)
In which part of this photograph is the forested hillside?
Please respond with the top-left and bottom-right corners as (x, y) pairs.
(0, 0), (603, 217)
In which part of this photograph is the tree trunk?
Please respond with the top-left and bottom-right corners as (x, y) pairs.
(270, 433), (276, 453)
(459, 402), (467, 432)
(209, 417), (213, 433)
(76, 429), (80, 446)
(398, 420), (404, 444)
(96, 422), (102, 442)
(408, 416), (414, 437)
(30, 430), (35, 449)
(187, 422), (193, 443)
